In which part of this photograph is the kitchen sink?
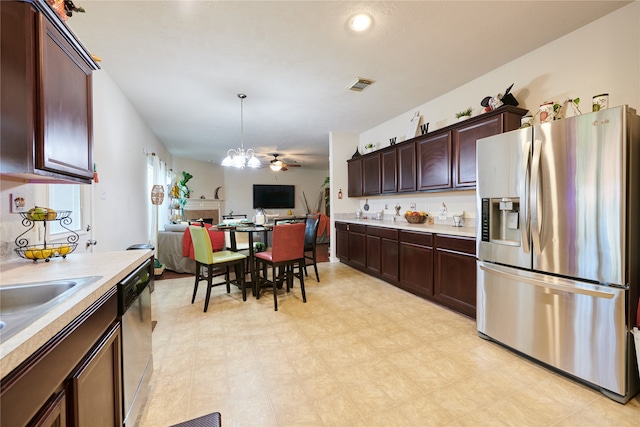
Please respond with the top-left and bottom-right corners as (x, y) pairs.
(0, 276), (102, 341)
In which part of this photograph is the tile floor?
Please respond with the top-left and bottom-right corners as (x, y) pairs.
(138, 262), (640, 426)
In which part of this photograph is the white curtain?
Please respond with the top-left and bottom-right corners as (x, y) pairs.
(147, 153), (170, 255)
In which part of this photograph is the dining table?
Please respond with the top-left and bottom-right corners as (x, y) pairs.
(212, 223), (272, 295)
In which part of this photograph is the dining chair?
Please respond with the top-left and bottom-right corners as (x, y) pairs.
(254, 222), (306, 311)
(303, 214), (321, 282)
(189, 226), (247, 312)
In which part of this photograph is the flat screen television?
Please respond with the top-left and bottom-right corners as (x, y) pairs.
(253, 184), (295, 209)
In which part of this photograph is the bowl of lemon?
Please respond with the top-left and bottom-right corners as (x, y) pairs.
(16, 243), (77, 262)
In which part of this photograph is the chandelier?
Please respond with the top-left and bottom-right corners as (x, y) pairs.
(221, 93), (261, 169)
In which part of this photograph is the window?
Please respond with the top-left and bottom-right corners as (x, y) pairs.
(49, 184), (83, 234)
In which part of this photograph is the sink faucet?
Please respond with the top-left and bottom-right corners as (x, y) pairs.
(394, 203), (401, 216)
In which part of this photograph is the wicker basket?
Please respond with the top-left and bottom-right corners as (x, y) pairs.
(154, 264), (166, 276)
(404, 214), (427, 224)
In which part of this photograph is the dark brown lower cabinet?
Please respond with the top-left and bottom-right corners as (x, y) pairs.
(335, 222), (476, 318)
(0, 287), (121, 427)
(335, 222), (366, 269)
(335, 222), (349, 261)
(348, 224), (366, 269)
(434, 235), (477, 318)
(366, 226), (399, 281)
(399, 231), (433, 298)
(366, 234), (381, 274)
(68, 323), (122, 427)
(30, 390), (66, 427)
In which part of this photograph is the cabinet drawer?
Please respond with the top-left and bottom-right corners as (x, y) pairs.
(348, 224), (366, 234)
(367, 226), (398, 240)
(399, 230), (432, 246)
(435, 235), (475, 255)
(335, 222), (348, 231)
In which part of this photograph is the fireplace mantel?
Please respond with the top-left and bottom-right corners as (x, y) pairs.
(183, 199), (224, 224)
(184, 199), (224, 211)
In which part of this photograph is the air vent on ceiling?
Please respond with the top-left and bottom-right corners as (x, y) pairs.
(347, 77), (375, 92)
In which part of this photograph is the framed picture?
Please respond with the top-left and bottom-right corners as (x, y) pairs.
(406, 112), (421, 140)
(10, 193), (27, 213)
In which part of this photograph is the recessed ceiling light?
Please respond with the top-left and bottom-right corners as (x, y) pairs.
(349, 13), (372, 32)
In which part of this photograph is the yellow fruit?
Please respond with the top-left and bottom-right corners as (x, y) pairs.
(46, 209), (57, 220)
(31, 249), (43, 259)
(405, 210), (413, 215)
(41, 249), (52, 258)
(24, 250), (35, 259)
(28, 206), (47, 221)
(58, 245), (70, 255)
(420, 211), (426, 216)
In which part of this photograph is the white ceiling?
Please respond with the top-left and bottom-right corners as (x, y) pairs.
(67, 1), (629, 169)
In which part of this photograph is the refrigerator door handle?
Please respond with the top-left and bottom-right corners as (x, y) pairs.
(530, 139), (543, 254)
(521, 139), (531, 253)
(479, 262), (615, 299)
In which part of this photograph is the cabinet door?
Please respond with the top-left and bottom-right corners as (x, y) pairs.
(349, 230), (366, 269)
(68, 323), (122, 427)
(399, 231), (433, 297)
(37, 14), (94, 180)
(397, 142), (416, 192)
(362, 154), (381, 195)
(381, 237), (399, 282)
(434, 235), (477, 318)
(417, 132), (452, 191)
(335, 223), (349, 261)
(453, 115), (501, 188)
(347, 159), (363, 197)
(366, 234), (381, 274)
(29, 390), (66, 427)
(381, 149), (397, 193)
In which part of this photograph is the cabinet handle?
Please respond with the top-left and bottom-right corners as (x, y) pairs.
(86, 239), (97, 249)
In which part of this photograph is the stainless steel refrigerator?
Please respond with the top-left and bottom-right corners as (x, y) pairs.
(476, 105), (640, 403)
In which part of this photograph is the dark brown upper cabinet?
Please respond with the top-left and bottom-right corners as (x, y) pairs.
(1, 1), (99, 184)
(362, 153), (381, 196)
(397, 142), (416, 192)
(381, 148), (397, 193)
(417, 131), (452, 191)
(347, 158), (363, 197)
(346, 106), (527, 196)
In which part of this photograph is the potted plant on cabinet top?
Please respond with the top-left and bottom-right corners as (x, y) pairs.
(364, 143), (375, 154)
(456, 107), (473, 121)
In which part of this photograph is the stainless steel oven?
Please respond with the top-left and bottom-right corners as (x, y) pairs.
(119, 258), (154, 426)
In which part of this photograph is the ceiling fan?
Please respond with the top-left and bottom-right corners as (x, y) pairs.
(269, 154), (302, 172)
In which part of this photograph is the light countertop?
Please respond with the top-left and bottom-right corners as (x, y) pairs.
(0, 250), (152, 375)
(333, 214), (476, 238)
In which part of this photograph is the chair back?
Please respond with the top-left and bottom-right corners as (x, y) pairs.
(189, 226), (214, 264)
(304, 214), (320, 246)
(271, 222), (305, 262)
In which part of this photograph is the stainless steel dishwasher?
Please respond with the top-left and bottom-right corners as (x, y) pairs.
(119, 257), (154, 426)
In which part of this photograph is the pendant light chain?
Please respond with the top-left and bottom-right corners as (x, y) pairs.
(239, 93), (246, 150)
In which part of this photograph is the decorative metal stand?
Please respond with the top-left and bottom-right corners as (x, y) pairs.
(14, 211), (79, 262)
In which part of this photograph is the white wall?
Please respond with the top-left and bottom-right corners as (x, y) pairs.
(221, 167), (329, 219)
(336, 2), (639, 226)
(90, 71), (171, 251)
(171, 157), (224, 201)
